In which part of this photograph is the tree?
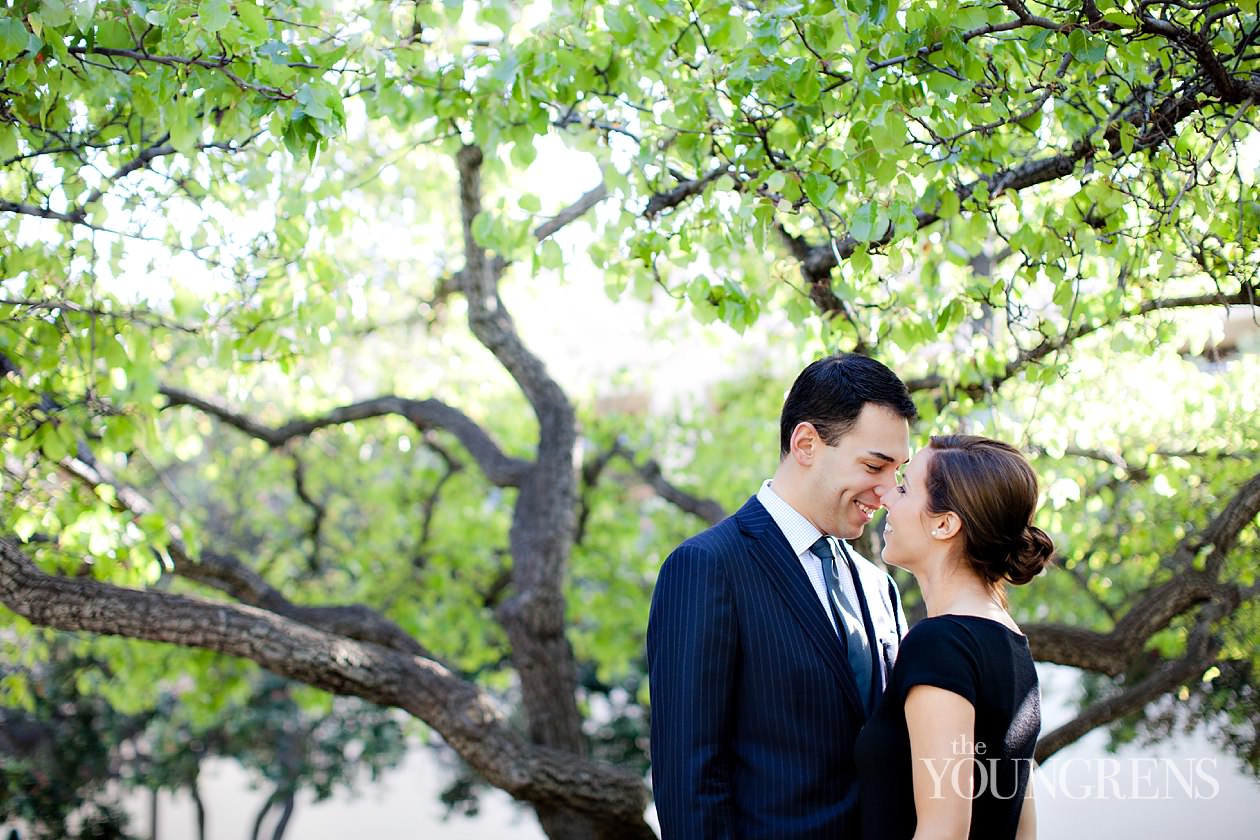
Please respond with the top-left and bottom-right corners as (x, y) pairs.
(1, 638), (406, 840)
(1, 1), (1258, 838)
(1, 643), (143, 840)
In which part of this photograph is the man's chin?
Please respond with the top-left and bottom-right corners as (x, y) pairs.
(834, 523), (864, 541)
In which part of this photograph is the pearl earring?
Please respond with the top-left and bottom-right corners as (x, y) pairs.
(931, 528), (943, 537)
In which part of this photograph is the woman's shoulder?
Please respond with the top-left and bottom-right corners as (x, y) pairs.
(900, 614), (1027, 661)
(898, 616), (983, 662)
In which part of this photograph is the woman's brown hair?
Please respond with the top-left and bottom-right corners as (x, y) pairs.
(925, 435), (1055, 594)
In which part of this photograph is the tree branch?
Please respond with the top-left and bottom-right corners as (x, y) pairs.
(902, 283), (1260, 397)
(1035, 593), (1235, 763)
(643, 166), (729, 219)
(0, 200), (85, 224)
(1026, 467), (1260, 674)
(290, 453), (327, 574)
(454, 146), (575, 459)
(534, 182), (609, 241)
(0, 538), (653, 832)
(1176, 470), (1260, 576)
(57, 456), (438, 663)
(0, 297), (202, 335)
(1025, 571), (1220, 674)
(79, 135), (176, 209)
(788, 75), (1256, 293)
(412, 434), (464, 569)
(66, 46), (296, 100)
(159, 386), (530, 488)
(609, 443), (726, 526)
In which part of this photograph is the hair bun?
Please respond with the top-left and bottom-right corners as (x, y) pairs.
(1006, 526), (1055, 585)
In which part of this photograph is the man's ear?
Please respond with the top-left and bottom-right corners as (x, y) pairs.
(789, 422), (820, 466)
(930, 512), (962, 540)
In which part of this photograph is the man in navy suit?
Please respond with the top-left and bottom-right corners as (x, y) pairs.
(647, 353), (916, 839)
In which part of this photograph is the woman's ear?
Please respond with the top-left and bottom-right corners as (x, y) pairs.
(929, 512), (962, 540)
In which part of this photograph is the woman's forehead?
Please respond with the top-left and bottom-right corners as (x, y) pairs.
(905, 449), (934, 476)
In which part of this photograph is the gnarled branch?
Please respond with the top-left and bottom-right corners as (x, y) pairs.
(159, 386), (530, 488)
(0, 538), (652, 831)
(57, 456), (437, 663)
(1036, 595), (1235, 763)
(903, 287), (1260, 397)
(1026, 467), (1260, 674)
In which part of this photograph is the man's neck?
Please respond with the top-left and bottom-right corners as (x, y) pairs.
(768, 468), (815, 530)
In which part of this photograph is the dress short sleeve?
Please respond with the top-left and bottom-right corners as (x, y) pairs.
(892, 617), (981, 706)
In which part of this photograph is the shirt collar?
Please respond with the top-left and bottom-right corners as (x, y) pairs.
(756, 479), (825, 558)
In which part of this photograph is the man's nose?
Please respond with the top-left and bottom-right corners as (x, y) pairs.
(873, 481), (897, 505)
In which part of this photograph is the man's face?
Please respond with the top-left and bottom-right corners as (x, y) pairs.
(801, 403), (910, 540)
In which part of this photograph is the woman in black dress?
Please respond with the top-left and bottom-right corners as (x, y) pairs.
(855, 435), (1054, 840)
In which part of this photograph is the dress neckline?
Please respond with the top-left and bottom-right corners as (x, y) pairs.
(928, 613), (1028, 639)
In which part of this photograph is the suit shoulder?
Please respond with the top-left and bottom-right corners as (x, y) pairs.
(670, 515), (743, 558)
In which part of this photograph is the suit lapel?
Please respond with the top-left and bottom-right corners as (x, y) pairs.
(840, 541), (886, 709)
(735, 498), (866, 718)
(847, 548), (899, 701)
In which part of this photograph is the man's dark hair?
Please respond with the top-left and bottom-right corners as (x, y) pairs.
(778, 354), (917, 456)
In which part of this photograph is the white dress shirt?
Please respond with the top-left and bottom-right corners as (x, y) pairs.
(756, 479), (865, 636)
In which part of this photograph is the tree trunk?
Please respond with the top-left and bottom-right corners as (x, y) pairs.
(455, 143), (604, 839)
(249, 791), (279, 840)
(270, 793), (296, 840)
(190, 777), (206, 840)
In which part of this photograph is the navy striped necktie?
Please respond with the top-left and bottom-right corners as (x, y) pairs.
(811, 536), (875, 712)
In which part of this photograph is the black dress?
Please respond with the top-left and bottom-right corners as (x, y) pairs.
(854, 615), (1040, 840)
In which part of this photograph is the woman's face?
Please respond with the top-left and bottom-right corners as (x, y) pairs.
(878, 448), (941, 572)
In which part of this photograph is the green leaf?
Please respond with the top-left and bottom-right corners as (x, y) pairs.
(849, 202), (887, 243)
(1103, 13), (1138, 26)
(13, 513), (38, 542)
(871, 109), (906, 150)
(803, 173), (839, 208)
(1068, 28), (1107, 63)
(471, 211), (495, 247)
(200, 0), (232, 33)
(795, 69), (820, 105)
(237, 0), (269, 38)
(0, 123), (18, 159)
(38, 422), (71, 461)
(1052, 279), (1076, 308)
(297, 84), (333, 121)
(38, 0), (71, 28)
(935, 298), (965, 332)
(510, 139), (537, 168)
(0, 19), (28, 61)
(539, 239), (563, 269)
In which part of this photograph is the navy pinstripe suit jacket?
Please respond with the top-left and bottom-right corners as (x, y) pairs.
(647, 496), (906, 840)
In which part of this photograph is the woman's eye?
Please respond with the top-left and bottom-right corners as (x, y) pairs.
(896, 485), (907, 495)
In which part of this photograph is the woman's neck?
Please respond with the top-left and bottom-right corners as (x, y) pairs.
(915, 560), (1002, 619)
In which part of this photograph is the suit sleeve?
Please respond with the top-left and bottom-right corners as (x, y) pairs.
(647, 541), (737, 840)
